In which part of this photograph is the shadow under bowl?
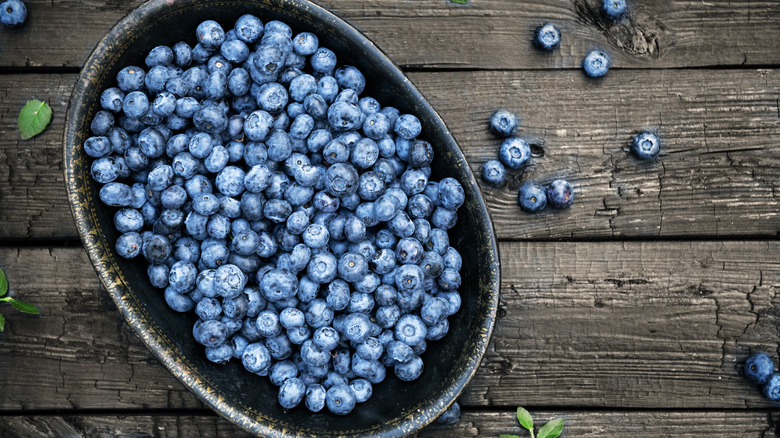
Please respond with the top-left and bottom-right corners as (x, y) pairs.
(63, 0), (500, 436)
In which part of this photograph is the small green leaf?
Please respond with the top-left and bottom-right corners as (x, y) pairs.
(0, 267), (7, 297)
(537, 418), (564, 438)
(0, 313), (5, 332)
(449, 0), (468, 4)
(8, 299), (39, 315)
(517, 407), (534, 431)
(18, 99), (53, 140)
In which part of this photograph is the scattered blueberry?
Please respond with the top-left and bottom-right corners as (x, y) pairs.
(745, 353), (775, 385)
(534, 23), (561, 51)
(546, 179), (574, 209)
(631, 131), (661, 160)
(480, 160), (506, 186)
(0, 0), (26, 28)
(489, 109), (518, 137)
(583, 50), (611, 78)
(499, 137), (531, 169)
(518, 183), (547, 213)
(764, 375), (780, 401)
(602, 0), (627, 20)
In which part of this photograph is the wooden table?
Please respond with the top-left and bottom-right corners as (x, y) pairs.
(2, 0), (780, 436)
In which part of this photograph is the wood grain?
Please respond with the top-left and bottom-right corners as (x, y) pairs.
(3, 69), (780, 240)
(0, 410), (778, 437)
(1, 242), (777, 411)
(1, 0), (779, 70)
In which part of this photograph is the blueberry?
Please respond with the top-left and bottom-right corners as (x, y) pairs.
(164, 287), (195, 312)
(764, 375), (780, 401)
(518, 183), (547, 213)
(546, 179), (574, 209)
(145, 65), (170, 93)
(214, 264), (247, 298)
(277, 377), (306, 409)
(335, 65), (366, 94)
(534, 23), (561, 51)
(310, 47), (337, 74)
(195, 297), (222, 321)
(338, 252), (368, 283)
(90, 156), (120, 183)
(327, 101), (362, 131)
(259, 268), (298, 302)
(489, 109), (518, 137)
(394, 355), (424, 381)
(242, 342), (272, 374)
(394, 314), (427, 346)
(115, 232), (143, 259)
(482, 160), (506, 186)
(349, 378), (373, 403)
(99, 182), (134, 207)
(499, 137), (531, 169)
(745, 353), (775, 385)
(0, 0), (26, 27)
(362, 112), (391, 140)
(305, 298), (334, 329)
(122, 91), (150, 118)
(168, 261), (197, 293)
(394, 114), (422, 140)
(116, 66), (146, 92)
(192, 319), (228, 348)
(583, 50), (611, 78)
(631, 131), (661, 160)
(100, 88), (125, 113)
(196, 20), (225, 50)
(325, 163), (359, 198)
(234, 14), (264, 43)
(326, 384), (356, 415)
(438, 177), (465, 210)
(602, 0), (627, 19)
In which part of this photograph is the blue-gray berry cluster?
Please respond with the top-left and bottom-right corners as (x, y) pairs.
(86, 15), (465, 416)
(744, 353), (780, 401)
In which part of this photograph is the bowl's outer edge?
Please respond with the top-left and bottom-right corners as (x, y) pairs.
(63, 0), (501, 436)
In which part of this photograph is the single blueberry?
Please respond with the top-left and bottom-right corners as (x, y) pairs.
(745, 353), (775, 385)
(546, 179), (574, 209)
(583, 50), (611, 78)
(602, 0), (627, 19)
(489, 109), (518, 137)
(0, 0), (26, 27)
(534, 23), (561, 51)
(518, 182), (548, 213)
(631, 131), (661, 160)
(499, 137), (531, 169)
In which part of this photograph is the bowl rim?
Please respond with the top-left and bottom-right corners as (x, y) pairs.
(63, 0), (501, 436)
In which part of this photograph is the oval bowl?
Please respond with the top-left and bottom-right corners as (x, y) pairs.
(64, 0), (500, 436)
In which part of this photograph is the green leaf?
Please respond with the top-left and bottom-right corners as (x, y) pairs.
(537, 418), (564, 438)
(0, 313), (5, 332)
(449, 0), (468, 4)
(0, 267), (7, 297)
(517, 407), (534, 431)
(8, 299), (39, 315)
(18, 99), (53, 140)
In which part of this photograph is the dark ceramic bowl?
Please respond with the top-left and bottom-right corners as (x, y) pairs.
(64, 0), (500, 436)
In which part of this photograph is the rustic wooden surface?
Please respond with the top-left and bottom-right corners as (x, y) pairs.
(1, 0), (780, 436)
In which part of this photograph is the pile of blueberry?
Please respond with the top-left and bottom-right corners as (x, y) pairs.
(86, 15), (465, 415)
(744, 353), (780, 400)
(480, 109), (575, 213)
(0, 0), (26, 27)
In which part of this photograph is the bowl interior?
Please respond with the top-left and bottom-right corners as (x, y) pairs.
(64, 0), (500, 436)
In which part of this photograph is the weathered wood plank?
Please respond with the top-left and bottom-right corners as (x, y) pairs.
(0, 75), (77, 241)
(1, 0), (779, 69)
(0, 410), (777, 437)
(0, 242), (778, 410)
(3, 69), (780, 240)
